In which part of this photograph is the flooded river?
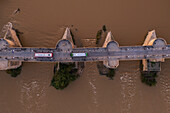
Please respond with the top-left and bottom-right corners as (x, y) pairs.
(0, 0), (170, 113)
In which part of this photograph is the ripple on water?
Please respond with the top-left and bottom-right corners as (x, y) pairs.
(86, 63), (99, 113)
(18, 80), (47, 113)
(159, 72), (170, 113)
(119, 69), (139, 113)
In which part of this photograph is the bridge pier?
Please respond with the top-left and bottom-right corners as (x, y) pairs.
(102, 31), (120, 69)
(142, 30), (167, 71)
(56, 28), (74, 52)
(0, 22), (22, 70)
(55, 27), (77, 69)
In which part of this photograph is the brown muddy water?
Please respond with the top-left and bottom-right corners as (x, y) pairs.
(0, 0), (170, 113)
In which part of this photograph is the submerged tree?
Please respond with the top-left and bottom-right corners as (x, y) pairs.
(51, 63), (80, 90)
(139, 61), (158, 86)
(6, 65), (22, 77)
(141, 72), (157, 86)
(97, 62), (116, 80)
(96, 30), (103, 44)
(96, 25), (107, 44)
(106, 69), (115, 80)
(102, 25), (107, 32)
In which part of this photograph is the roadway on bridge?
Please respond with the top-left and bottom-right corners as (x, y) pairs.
(0, 45), (170, 62)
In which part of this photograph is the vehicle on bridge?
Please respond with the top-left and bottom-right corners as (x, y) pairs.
(34, 53), (53, 58)
(70, 53), (88, 57)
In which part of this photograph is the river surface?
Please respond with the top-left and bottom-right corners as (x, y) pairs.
(0, 0), (170, 113)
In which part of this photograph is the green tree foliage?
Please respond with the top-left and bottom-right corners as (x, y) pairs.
(6, 66), (22, 77)
(96, 25), (107, 44)
(106, 69), (115, 80)
(139, 61), (158, 86)
(141, 72), (157, 86)
(51, 63), (79, 90)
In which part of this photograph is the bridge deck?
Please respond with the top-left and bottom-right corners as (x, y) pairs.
(0, 45), (170, 62)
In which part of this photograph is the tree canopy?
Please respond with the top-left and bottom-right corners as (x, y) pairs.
(51, 63), (79, 90)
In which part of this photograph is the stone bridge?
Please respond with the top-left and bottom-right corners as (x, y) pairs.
(0, 23), (170, 71)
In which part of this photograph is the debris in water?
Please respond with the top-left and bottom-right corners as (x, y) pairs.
(13, 8), (21, 15)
